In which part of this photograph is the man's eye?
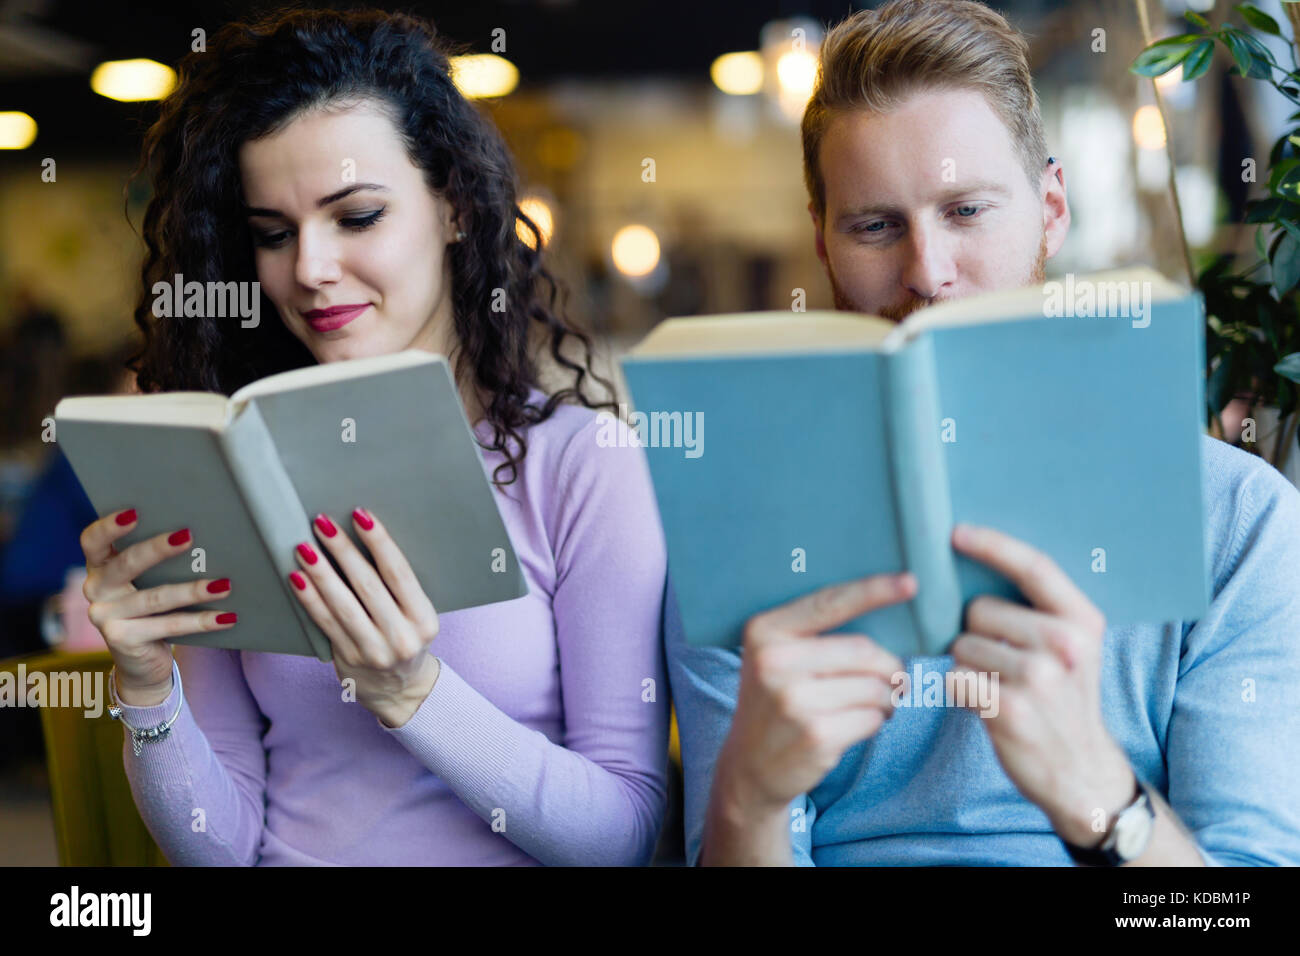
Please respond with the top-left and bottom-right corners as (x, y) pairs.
(952, 205), (984, 219)
(853, 220), (892, 234)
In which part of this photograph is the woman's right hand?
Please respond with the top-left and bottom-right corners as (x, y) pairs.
(80, 507), (236, 705)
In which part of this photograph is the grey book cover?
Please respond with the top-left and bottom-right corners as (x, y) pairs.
(54, 351), (528, 661)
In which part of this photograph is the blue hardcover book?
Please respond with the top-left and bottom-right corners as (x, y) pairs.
(620, 268), (1209, 656)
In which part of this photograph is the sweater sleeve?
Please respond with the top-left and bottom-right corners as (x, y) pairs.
(383, 414), (670, 865)
(114, 643), (269, 865)
(1166, 460), (1300, 865)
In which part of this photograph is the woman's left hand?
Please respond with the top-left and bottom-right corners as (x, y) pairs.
(288, 507), (441, 728)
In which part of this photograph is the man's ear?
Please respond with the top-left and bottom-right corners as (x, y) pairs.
(809, 201), (830, 272)
(1041, 161), (1070, 260)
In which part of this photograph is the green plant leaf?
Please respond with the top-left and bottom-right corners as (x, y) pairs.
(1258, 298), (1280, 352)
(1246, 197), (1291, 221)
(1278, 377), (1297, 417)
(1182, 39), (1216, 80)
(1223, 28), (1274, 79)
(1207, 353), (1235, 413)
(1222, 29), (1251, 73)
(1270, 226), (1287, 261)
(1132, 45), (1196, 77)
(1269, 157), (1300, 196)
(1240, 29), (1280, 72)
(1271, 231), (1300, 297)
(1275, 352), (1300, 383)
(1271, 156), (1300, 181)
(1145, 32), (1207, 47)
(1244, 199), (1276, 224)
(1132, 34), (1205, 76)
(1279, 217), (1300, 244)
(1186, 10), (1211, 29)
(1271, 129), (1293, 165)
(1236, 3), (1282, 35)
(1258, 224), (1270, 260)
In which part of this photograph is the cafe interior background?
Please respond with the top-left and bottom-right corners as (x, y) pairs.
(0, 0), (1288, 863)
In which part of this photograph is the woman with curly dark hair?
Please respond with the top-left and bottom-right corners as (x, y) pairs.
(75, 7), (670, 865)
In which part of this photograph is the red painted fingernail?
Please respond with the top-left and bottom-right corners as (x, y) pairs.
(115, 508), (137, 526)
(297, 543), (318, 565)
(289, 571), (307, 591)
(207, 578), (231, 594)
(168, 528), (191, 546)
(215, 612), (237, 625)
(352, 507), (374, 531)
(314, 514), (337, 537)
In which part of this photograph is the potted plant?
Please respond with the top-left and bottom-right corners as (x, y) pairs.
(1133, 2), (1300, 479)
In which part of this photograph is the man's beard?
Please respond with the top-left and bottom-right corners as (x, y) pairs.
(828, 230), (1049, 321)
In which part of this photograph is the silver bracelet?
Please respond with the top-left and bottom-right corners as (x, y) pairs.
(107, 658), (184, 757)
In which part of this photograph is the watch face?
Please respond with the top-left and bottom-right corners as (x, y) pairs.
(1115, 802), (1153, 859)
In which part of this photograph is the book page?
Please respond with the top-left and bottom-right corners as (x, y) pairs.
(229, 349), (442, 406)
(247, 354), (528, 621)
(628, 311), (895, 358)
(54, 393), (230, 430)
(884, 266), (1187, 348)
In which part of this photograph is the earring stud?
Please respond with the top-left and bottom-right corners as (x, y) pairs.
(455, 230), (467, 241)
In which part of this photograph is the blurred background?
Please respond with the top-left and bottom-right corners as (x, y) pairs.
(0, 0), (1287, 863)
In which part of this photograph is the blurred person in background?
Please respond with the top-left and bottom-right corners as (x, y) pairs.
(0, 339), (139, 654)
(0, 287), (74, 660)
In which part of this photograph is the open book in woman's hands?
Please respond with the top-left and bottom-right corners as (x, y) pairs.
(55, 351), (527, 660)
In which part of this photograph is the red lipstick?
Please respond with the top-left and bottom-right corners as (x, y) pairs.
(303, 303), (369, 332)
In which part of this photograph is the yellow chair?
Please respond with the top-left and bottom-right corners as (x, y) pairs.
(1, 649), (169, 866)
(669, 704), (681, 769)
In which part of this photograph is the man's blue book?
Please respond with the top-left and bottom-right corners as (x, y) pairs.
(620, 268), (1209, 656)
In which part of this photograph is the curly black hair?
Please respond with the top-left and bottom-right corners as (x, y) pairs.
(125, 6), (614, 485)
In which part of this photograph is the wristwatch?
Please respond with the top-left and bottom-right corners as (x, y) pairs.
(1063, 778), (1156, 866)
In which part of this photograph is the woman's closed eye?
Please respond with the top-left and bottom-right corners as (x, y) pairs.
(251, 207), (387, 249)
(339, 208), (386, 230)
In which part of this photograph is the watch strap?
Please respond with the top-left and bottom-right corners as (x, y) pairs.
(1063, 778), (1147, 866)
